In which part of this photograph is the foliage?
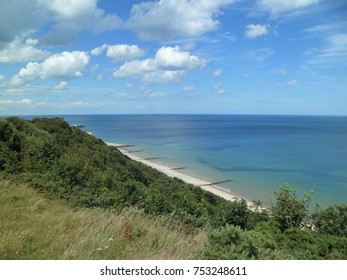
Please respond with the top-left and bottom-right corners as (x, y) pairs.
(312, 204), (347, 237)
(205, 221), (347, 260)
(271, 185), (312, 232)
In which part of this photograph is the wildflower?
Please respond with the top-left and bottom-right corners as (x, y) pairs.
(122, 225), (132, 239)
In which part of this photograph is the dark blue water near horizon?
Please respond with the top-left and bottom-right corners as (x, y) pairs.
(25, 114), (347, 206)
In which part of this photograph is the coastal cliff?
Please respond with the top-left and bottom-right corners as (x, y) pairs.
(1, 117), (346, 259)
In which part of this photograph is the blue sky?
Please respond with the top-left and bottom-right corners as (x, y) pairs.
(0, 0), (346, 115)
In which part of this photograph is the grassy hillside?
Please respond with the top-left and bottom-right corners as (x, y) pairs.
(0, 180), (206, 259)
(1, 116), (346, 259)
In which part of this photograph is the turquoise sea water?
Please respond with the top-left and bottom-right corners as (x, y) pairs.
(57, 115), (347, 206)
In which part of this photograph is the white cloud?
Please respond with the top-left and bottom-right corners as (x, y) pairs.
(306, 33), (347, 65)
(106, 45), (145, 62)
(183, 86), (195, 92)
(245, 48), (274, 62)
(42, 0), (122, 45)
(141, 87), (168, 98)
(278, 68), (288, 76)
(89, 8), (122, 34)
(54, 81), (68, 90)
(215, 89), (226, 94)
(11, 51), (89, 85)
(245, 24), (269, 39)
(303, 22), (347, 35)
(113, 46), (205, 83)
(113, 92), (138, 100)
(96, 73), (104, 81)
(325, 33), (347, 54)
(0, 0), (46, 46)
(302, 21), (347, 66)
(213, 69), (223, 77)
(91, 44), (108, 56)
(0, 39), (50, 63)
(25, 38), (39, 46)
(0, 98), (33, 105)
(280, 79), (299, 87)
(259, 0), (319, 14)
(0, 0), (122, 47)
(213, 82), (226, 94)
(126, 0), (237, 41)
(125, 83), (135, 89)
(69, 101), (93, 107)
(142, 70), (186, 83)
(92, 44), (145, 62)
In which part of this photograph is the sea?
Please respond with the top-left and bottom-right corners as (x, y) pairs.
(30, 114), (347, 207)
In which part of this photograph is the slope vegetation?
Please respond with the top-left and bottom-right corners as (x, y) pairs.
(1, 117), (346, 259)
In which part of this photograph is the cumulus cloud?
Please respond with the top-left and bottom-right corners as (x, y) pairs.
(113, 46), (206, 83)
(92, 44), (145, 62)
(89, 7), (122, 34)
(11, 51), (89, 85)
(0, 0), (121, 47)
(126, 0), (237, 41)
(259, 0), (319, 15)
(91, 44), (108, 56)
(0, 38), (50, 63)
(0, 0), (46, 46)
(245, 24), (269, 39)
(42, 0), (122, 45)
(107, 45), (145, 62)
(91, 44), (145, 62)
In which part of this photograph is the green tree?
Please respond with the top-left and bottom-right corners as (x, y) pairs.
(272, 185), (312, 232)
(312, 204), (347, 237)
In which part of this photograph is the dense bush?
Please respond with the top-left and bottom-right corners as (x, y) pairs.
(206, 221), (347, 260)
(312, 205), (347, 237)
(271, 185), (312, 232)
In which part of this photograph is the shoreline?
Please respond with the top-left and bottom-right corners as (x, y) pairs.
(106, 142), (253, 206)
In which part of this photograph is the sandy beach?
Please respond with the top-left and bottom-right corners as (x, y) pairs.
(106, 142), (253, 206)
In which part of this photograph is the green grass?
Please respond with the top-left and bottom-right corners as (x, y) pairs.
(0, 180), (206, 259)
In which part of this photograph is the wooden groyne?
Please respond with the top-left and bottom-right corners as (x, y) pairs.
(199, 179), (231, 187)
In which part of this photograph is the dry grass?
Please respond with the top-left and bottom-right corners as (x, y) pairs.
(0, 180), (207, 260)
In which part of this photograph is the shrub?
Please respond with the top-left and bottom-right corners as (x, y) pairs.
(271, 185), (312, 232)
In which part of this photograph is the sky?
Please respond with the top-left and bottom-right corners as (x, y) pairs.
(0, 0), (346, 116)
